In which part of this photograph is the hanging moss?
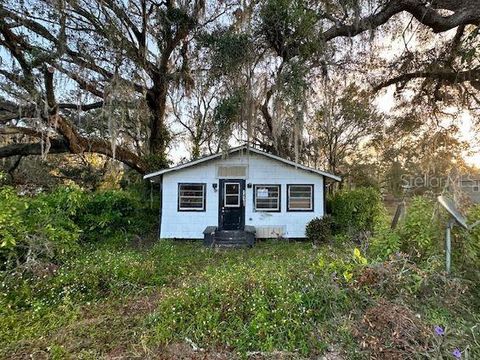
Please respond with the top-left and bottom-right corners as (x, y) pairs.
(213, 90), (246, 135)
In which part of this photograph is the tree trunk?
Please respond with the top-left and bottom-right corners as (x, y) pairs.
(146, 76), (170, 158)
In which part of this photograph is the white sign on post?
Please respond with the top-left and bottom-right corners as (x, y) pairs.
(257, 188), (269, 198)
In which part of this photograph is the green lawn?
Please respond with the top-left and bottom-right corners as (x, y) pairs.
(1, 240), (479, 359)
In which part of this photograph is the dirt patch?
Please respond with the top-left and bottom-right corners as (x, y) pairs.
(119, 291), (164, 316)
(354, 299), (432, 359)
(154, 343), (238, 360)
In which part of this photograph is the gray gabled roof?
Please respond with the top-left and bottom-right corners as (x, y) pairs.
(144, 145), (341, 182)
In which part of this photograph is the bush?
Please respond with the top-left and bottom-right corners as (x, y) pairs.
(305, 215), (333, 244)
(400, 196), (443, 259)
(0, 187), (81, 270)
(75, 190), (153, 243)
(369, 210), (401, 260)
(0, 187), (28, 255)
(454, 204), (480, 279)
(329, 187), (383, 235)
(0, 186), (158, 270)
(369, 227), (401, 260)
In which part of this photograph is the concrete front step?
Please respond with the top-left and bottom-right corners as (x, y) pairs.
(203, 226), (256, 247)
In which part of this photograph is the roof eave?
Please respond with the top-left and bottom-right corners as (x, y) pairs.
(143, 145), (341, 182)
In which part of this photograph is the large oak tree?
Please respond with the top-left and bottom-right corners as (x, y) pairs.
(0, 0), (479, 174)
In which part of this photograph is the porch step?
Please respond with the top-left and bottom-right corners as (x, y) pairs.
(203, 226), (256, 247)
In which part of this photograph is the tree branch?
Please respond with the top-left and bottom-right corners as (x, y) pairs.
(0, 139), (70, 158)
(0, 126), (51, 138)
(373, 68), (480, 91)
(58, 101), (104, 111)
(322, 0), (480, 42)
(0, 134), (148, 173)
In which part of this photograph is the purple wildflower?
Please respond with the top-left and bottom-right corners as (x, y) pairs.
(434, 325), (445, 336)
(452, 348), (461, 359)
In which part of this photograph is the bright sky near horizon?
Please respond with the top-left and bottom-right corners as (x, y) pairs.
(167, 87), (480, 169)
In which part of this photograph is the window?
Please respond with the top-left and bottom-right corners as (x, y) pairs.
(287, 184), (313, 211)
(224, 182), (241, 207)
(178, 183), (206, 211)
(254, 185), (280, 212)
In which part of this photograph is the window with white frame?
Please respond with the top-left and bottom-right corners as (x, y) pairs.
(178, 183), (206, 211)
(224, 182), (241, 207)
(254, 185), (280, 211)
(287, 184), (313, 211)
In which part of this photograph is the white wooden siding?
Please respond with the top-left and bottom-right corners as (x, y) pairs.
(160, 152), (324, 239)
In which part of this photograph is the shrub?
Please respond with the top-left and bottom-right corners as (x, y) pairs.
(369, 210), (401, 260)
(75, 190), (157, 243)
(0, 185), (157, 270)
(400, 196), (442, 259)
(0, 187), (28, 255)
(369, 228), (401, 260)
(0, 187), (81, 270)
(305, 215), (333, 244)
(329, 187), (383, 235)
(454, 204), (480, 279)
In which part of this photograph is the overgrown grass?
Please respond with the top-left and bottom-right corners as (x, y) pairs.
(1, 240), (479, 359)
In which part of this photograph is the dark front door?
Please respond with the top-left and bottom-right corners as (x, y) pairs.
(218, 179), (245, 230)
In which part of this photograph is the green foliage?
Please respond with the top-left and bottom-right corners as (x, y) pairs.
(1, 240), (479, 358)
(279, 61), (309, 104)
(313, 247), (367, 283)
(0, 187), (28, 252)
(305, 215), (333, 244)
(400, 196), (442, 259)
(144, 153), (171, 172)
(259, 0), (321, 61)
(0, 187), (81, 269)
(213, 90), (245, 135)
(369, 210), (401, 260)
(455, 204), (480, 278)
(75, 190), (156, 243)
(148, 244), (352, 354)
(200, 30), (253, 77)
(369, 196), (444, 262)
(0, 186), (157, 269)
(369, 226), (401, 260)
(329, 187), (383, 235)
(0, 186), (478, 358)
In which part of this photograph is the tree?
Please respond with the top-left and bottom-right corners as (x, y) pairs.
(207, 0), (480, 160)
(169, 77), (221, 159)
(0, 0), (231, 173)
(373, 22), (479, 119)
(0, 0), (478, 175)
(306, 84), (383, 174)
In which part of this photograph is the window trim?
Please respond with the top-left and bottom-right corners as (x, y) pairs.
(177, 183), (206, 212)
(287, 184), (314, 212)
(253, 184), (281, 212)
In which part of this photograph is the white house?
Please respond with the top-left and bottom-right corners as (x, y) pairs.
(144, 145), (341, 246)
